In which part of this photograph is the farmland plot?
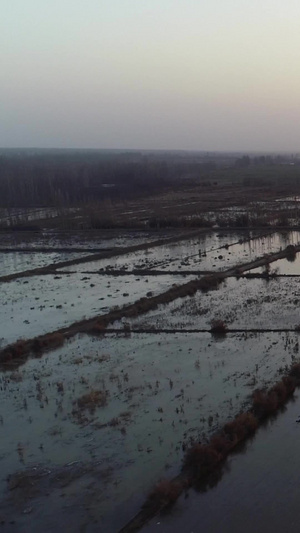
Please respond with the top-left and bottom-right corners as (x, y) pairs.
(0, 331), (296, 531)
(2, 228), (300, 531)
(127, 276), (300, 331)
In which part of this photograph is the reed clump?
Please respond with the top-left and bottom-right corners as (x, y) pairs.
(76, 390), (108, 413)
(183, 444), (222, 477)
(288, 362), (300, 380)
(145, 479), (184, 509)
(252, 376), (296, 419)
(32, 332), (64, 352)
(210, 319), (228, 336)
(223, 412), (258, 444)
(285, 244), (297, 261)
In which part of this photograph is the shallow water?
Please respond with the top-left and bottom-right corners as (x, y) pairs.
(0, 272), (195, 346)
(5, 268), (299, 350)
(0, 251), (92, 277)
(59, 230), (300, 275)
(1, 228), (300, 530)
(60, 232), (244, 273)
(0, 229), (164, 251)
(249, 252), (300, 276)
(131, 276), (300, 331)
(143, 391), (300, 533)
(0, 331), (295, 531)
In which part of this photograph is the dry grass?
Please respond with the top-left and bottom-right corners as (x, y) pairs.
(289, 362), (300, 379)
(183, 370), (298, 489)
(252, 389), (279, 418)
(198, 276), (222, 292)
(285, 244), (297, 260)
(32, 332), (64, 352)
(252, 376), (296, 419)
(184, 444), (221, 476)
(210, 319), (228, 336)
(2, 339), (28, 361)
(223, 412), (258, 444)
(145, 479), (183, 509)
(75, 390), (108, 413)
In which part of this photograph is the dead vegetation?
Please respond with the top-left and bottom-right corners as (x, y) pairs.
(32, 332), (65, 353)
(2, 237), (300, 367)
(91, 275), (223, 334)
(182, 371), (298, 489)
(122, 365), (300, 533)
(75, 390), (108, 413)
(285, 244), (297, 261)
(71, 389), (109, 425)
(0, 273), (224, 365)
(210, 319), (228, 336)
(145, 479), (184, 509)
(252, 376), (296, 419)
(0, 332), (65, 368)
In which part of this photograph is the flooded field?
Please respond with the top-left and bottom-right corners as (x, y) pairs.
(1, 227), (300, 531)
(59, 231), (246, 273)
(0, 229), (167, 251)
(0, 272), (193, 347)
(0, 207), (64, 226)
(143, 391), (300, 533)
(0, 331), (297, 531)
(0, 251), (92, 277)
(128, 275), (300, 331)
(249, 250), (300, 276)
(60, 230), (300, 274)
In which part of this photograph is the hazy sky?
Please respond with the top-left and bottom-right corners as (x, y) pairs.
(2, 1), (300, 151)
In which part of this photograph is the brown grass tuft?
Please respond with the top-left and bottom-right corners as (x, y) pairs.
(210, 433), (232, 455)
(252, 389), (278, 418)
(289, 362), (300, 380)
(223, 412), (258, 444)
(210, 319), (228, 336)
(76, 390), (108, 413)
(146, 479), (183, 508)
(184, 444), (221, 476)
(281, 375), (296, 395)
(32, 332), (64, 352)
(199, 276), (222, 292)
(285, 244), (297, 261)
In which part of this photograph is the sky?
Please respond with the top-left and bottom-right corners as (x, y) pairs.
(2, 0), (300, 151)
